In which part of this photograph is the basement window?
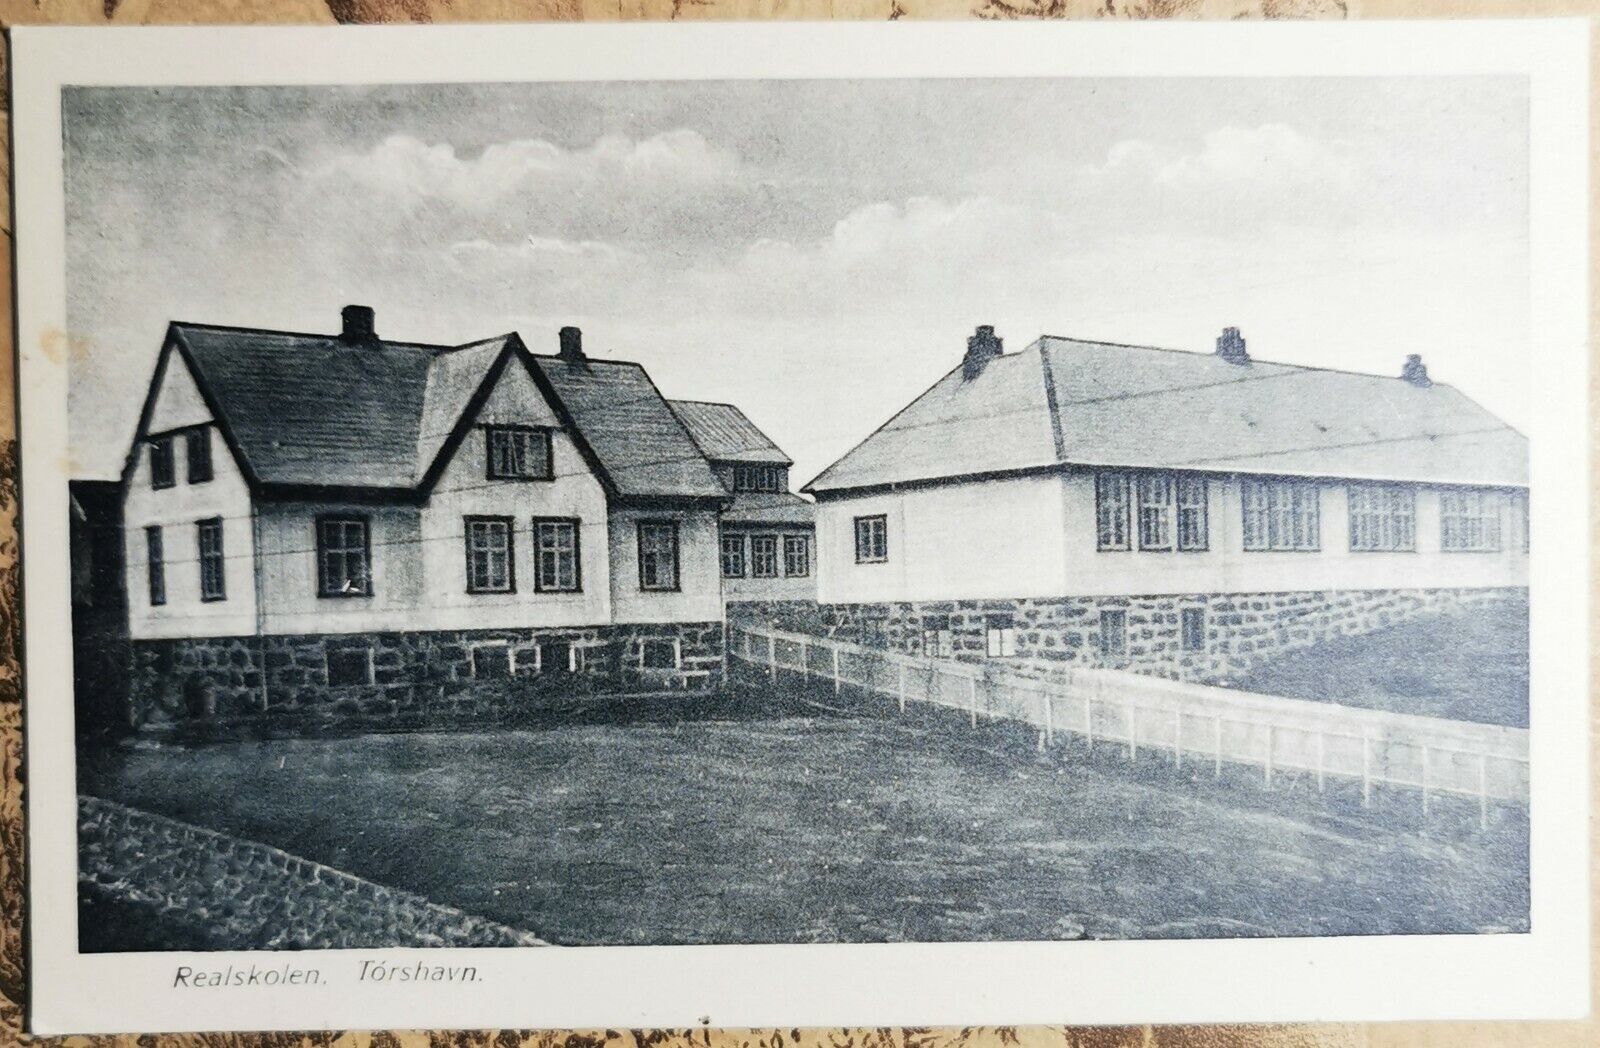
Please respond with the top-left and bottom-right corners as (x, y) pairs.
(1099, 609), (1128, 659)
(641, 639), (680, 670)
(471, 643), (510, 679)
(1181, 608), (1206, 652)
(985, 614), (1018, 658)
(326, 647), (373, 688)
(922, 615), (953, 659)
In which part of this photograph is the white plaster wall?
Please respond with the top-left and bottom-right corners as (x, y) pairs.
(123, 351), (256, 639)
(607, 507), (724, 624)
(814, 475), (1069, 604)
(256, 502), (427, 635)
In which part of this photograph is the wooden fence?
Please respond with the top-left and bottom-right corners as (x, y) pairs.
(728, 623), (1529, 826)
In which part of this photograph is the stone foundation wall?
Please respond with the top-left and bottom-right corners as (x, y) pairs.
(820, 588), (1525, 683)
(127, 620), (724, 728)
(79, 796), (543, 949)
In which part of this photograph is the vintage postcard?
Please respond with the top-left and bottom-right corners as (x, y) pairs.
(10, 19), (1592, 1035)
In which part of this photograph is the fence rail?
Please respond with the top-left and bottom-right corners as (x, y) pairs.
(728, 623), (1528, 826)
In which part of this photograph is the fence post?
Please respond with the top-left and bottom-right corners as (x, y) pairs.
(969, 677), (979, 728)
(1361, 732), (1372, 808)
(1213, 715), (1222, 778)
(1421, 744), (1431, 818)
(1315, 730), (1326, 793)
(832, 646), (841, 697)
(1477, 753), (1489, 830)
(1172, 710), (1183, 769)
(897, 662), (906, 714)
(1264, 725), (1274, 789)
(768, 634), (777, 684)
(1043, 690), (1054, 747)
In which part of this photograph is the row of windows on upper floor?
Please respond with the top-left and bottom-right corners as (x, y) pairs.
(852, 471), (1531, 564)
(720, 532), (811, 579)
(140, 516), (687, 608)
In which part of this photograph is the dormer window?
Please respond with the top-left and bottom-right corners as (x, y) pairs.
(485, 425), (553, 481)
(733, 465), (784, 492)
(148, 435), (175, 490)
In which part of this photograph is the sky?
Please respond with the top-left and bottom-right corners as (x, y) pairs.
(63, 77), (1529, 485)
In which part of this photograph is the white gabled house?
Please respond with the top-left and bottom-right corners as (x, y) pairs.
(120, 307), (729, 722)
(803, 326), (1529, 679)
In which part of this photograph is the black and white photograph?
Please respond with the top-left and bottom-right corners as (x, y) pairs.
(13, 20), (1591, 1035)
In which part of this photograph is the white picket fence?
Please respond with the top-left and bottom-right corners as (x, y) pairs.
(728, 623), (1529, 827)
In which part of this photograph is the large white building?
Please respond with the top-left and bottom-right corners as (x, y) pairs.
(804, 326), (1528, 679)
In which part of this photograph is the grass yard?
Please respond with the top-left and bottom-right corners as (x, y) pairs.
(80, 690), (1528, 947)
(1230, 594), (1529, 727)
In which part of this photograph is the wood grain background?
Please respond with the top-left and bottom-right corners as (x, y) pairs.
(0, 1), (1590, 1044)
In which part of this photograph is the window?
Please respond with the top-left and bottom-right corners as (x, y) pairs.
(533, 518), (580, 592)
(985, 614), (1017, 658)
(197, 517), (225, 601)
(783, 534), (810, 578)
(1181, 607), (1206, 652)
(185, 428), (213, 484)
(317, 516), (372, 597)
(854, 515), (888, 563)
(145, 526), (165, 607)
(464, 516), (514, 593)
(326, 647), (373, 687)
(1242, 478), (1321, 551)
(733, 466), (783, 493)
(720, 533), (746, 578)
(1440, 489), (1504, 552)
(638, 521), (680, 591)
(148, 435), (175, 490)
(751, 535), (779, 578)
(1348, 484), (1416, 552)
(471, 643), (510, 678)
(1136, 474), (1175, 551)
(1095, 471), (1131, 551)
(1177, 476), (1209, 551)
(1099, 609), (1127, 658)
(641, 639), (680, 670)
(485, 425), (553, 480)
(541, 639), (572, 674)
(921, 615), (953, 658)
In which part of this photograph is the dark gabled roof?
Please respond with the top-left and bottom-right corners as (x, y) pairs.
(720, 491), (815, 526)
(806, 335), (1528, 495)
(668, 400), (792, 465)
(150, 321), (726, 501)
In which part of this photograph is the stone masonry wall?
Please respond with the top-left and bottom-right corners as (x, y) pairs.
(820, 588), (1525, 683)
(127, 621), (724, 730)
(79, 796), (544, 949)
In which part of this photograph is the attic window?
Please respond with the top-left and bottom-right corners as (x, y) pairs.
(734, 465), (783, 492)
(485, 425), (553, 481)
(148, 435), (176, 490)
(185, 428), (213, 485)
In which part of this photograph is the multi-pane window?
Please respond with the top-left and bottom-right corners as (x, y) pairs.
(783, 535), (810, 578)
(485, 426), (552, 480)
(1242, 478), (1320, 551)
(317, 516), (372, 597)
(185, 428), (213, 484)
(1136, 474), (1174, 551)
(197, 517), (225, 601)
(985, 614), (1018, 658)
(534, 518), (580, 592)
(641, 639), (680, 670)
(1176, 476), (1208, 551)
(720, 533), (746, 578)
(1099, 609), (1127, 658)
(733, 466), (783, 493)
(638, 521), (680, 591)
(464, 516), (514, 593)
(145, 526), (165, 607)
(922, 616), (953, 658)
(1348, 484), (1416, 552)
(1180, 607), (1206, 652)
(1095, 471), (1132, 551)
(149, 435), (175, 490)
(854, 515), (888, 563)
(751, 535), (779, 578)
(1440, 489), (1504, 552)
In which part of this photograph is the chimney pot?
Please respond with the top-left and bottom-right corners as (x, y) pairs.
(1402, 353), (1432, 388)
(558, 326), (584, 362)
(340, 304), (376, 343)
(1215, 326), (1249, 365)
(963, 324), (1003, 380)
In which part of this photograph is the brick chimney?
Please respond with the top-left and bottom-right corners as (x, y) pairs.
(340, 304), (377, 343)
(1401, 353), (1432, 388)
(963, 325), (1003, 380)
(1215, 326), (1249, 365)
(558, 326), (584, 362)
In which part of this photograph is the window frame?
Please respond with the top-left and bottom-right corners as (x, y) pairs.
(1180, 607), (1206, 653)
(1347, 483), (1417, 553)
(184, 427), (214, 485)
(1176, 475), (1209, 552)
(750, 534), (780, 579)
(783, 534), (810, 578)
(148, 435), (176, 490)
(985, 614), (1018, 658)
(720, 532), (747, 578)
(921, 615), (953, 659)
(483, 424), (554, 482)
(853, 515), (888, 564)
(197, 516), (226, 602)
(1241, 477), (1322, 552)
(1099, 608), (1128, 658)
(145, 525), (166, 607)
(1136, 473), (1176, 551)
(532, 517), (582, 593)
(463, 515), (516, 594)
(637, 520), (682, 592)
(1095, 470), (1132, 551)
(1439, 488), (1505, 553)
(316, 515), (373, 599)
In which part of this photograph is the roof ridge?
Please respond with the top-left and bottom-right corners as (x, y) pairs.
(171, 319), (462, 353)
(1034, 333), (1443, 385)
